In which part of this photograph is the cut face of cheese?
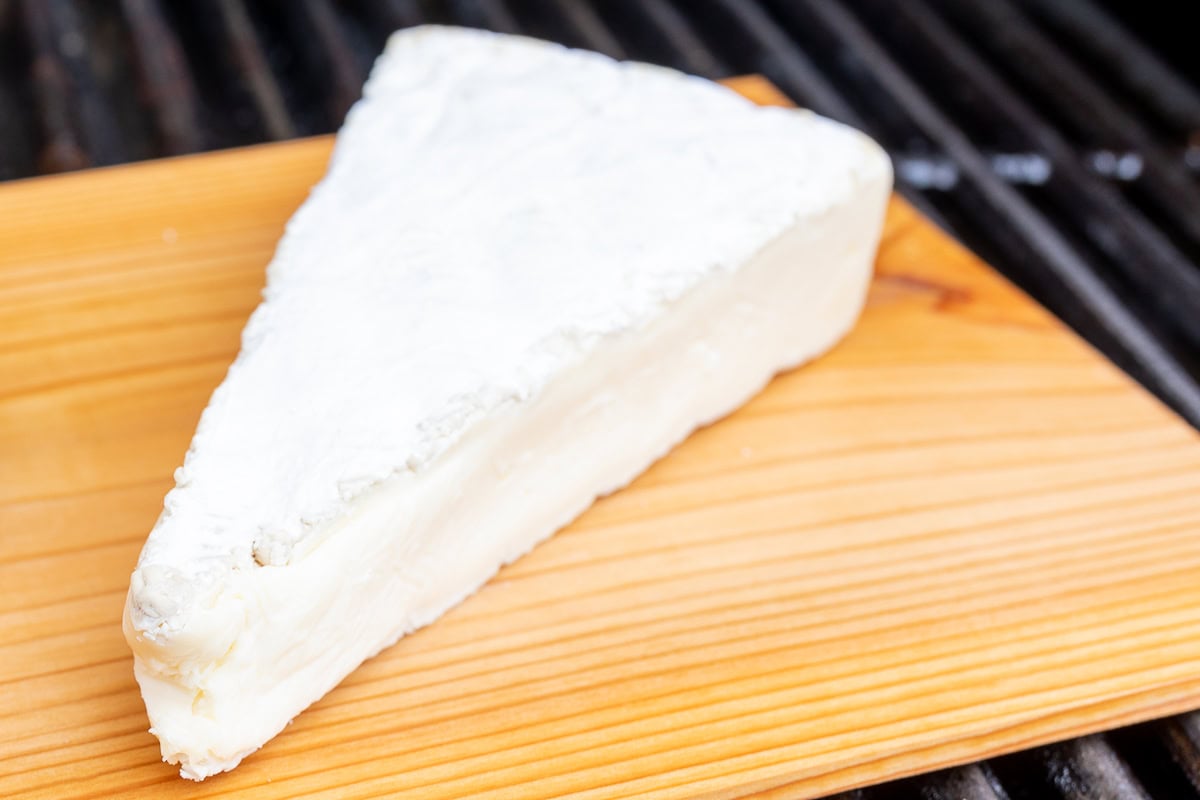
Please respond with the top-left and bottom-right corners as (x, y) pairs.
(123, 25), (892, 780)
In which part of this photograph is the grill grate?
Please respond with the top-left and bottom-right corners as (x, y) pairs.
(2, 1), (1199, 797)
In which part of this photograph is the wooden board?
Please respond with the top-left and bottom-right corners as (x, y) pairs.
(2, 76), (1200, 799)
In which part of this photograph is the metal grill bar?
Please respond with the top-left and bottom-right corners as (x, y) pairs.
(1105, 722), (1200, 799)
(121, 0), (203, 155)
(448, 0), (522, 35)
(0, 78), (33, 181)
(621, 0), (727, 80)
(912, 764), (1008, 800)
(0, 3), (34, 180)
(696, 0), (860, 126)
(214, 0), (296, 141)
(17, 3), (85, 173)
(356, 0), (423, 34)
(46, 0), (125, 165)
(288, 0), (367, 125)
(547, 0), (626, 60)
(772, 0), (1200, 424)
(1162, 713), (1200, 793)
(935, 0), (1200, 255)
(1040, 735), (1152, 800)
(877, 0), (1200, 363)
(1017, 0), (1200, 138)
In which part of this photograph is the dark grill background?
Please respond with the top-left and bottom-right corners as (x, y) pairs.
(2, 1), (1199, 797)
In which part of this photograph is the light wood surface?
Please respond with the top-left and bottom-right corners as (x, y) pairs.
(2, 77), (1200, 799)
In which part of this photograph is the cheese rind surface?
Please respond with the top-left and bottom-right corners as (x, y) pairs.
(124, 25), (891, 780)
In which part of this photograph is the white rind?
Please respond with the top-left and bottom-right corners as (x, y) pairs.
(123, 25), (892, 779)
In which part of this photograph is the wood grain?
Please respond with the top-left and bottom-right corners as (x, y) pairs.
(2, 76), (1200, 799)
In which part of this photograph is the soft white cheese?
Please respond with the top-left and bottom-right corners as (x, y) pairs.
(123, 25), (892, 780)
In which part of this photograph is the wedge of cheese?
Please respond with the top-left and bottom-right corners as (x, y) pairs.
(123, 25), (891, 780)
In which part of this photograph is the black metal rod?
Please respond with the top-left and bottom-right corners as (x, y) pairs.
(1018, 0), (1200, 136)
(935, 0), (1200, 253)
(911, 764), (1009, 800)
(0, 80), (34, 179)
(546, 0), (626, 60)
(215, 0), (297, 141)
(120, 0), (204, 155)
(368, 0), (424, 32)
(888, 0), (1200, 351)
(1040, 735), (1152, 800)
(1160, 713), (1200, 793)
(293, 0), (367, 125)
(20, 0), (125, 171)
(479, 0), (521, 34)
(781, 0), (1200, 425)
(388, 0), (424, 28)
(0, 7), (37, 179)
(701, 0), (860, 126)
(20, 0), (87, 172)
(451, 0), (522, 34)
(626, 0), (728, 79)
(49, 0), (126, 165)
